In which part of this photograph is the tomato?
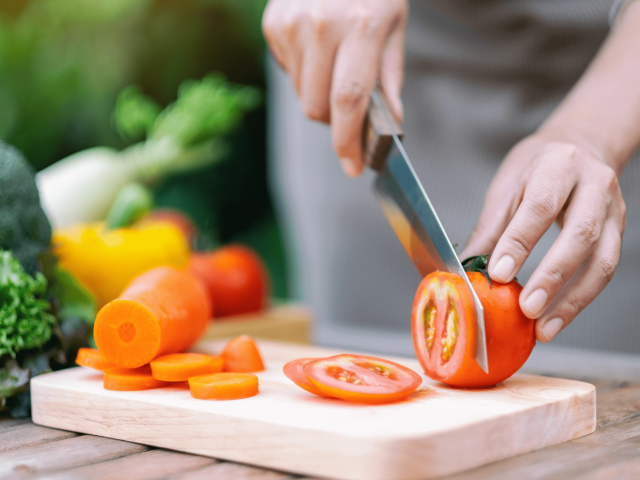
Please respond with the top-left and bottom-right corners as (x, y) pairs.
(189, 245), (269, 318)
(283, 357), (332, 397)
(303, 354), (423, 404)
(412, 255), (536, 388)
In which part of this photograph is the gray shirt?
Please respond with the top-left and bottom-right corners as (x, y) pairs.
(269, 0), (640, 356)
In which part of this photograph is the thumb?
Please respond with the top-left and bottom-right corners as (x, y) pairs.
(460, 191), (514, 261)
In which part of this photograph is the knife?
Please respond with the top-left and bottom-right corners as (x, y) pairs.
(363, 86), (489, 373)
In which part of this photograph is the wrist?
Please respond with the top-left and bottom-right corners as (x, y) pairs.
(533, 124), (620, 170)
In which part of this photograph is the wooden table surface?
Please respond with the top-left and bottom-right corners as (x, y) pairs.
(4, 343), (640, 480)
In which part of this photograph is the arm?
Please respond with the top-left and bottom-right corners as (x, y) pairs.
(462, 2), (640, 342)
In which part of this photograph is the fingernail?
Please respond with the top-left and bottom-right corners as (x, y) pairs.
(492, 255), (515, 282)
(524, 289), (548, 317)
(541, 317), (564, 341)
(339, 158), (358, 177)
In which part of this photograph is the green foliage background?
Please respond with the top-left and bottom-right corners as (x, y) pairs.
(0, 0), (288, 298)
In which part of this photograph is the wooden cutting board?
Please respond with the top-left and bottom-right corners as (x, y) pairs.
(31, 340), (595, 480)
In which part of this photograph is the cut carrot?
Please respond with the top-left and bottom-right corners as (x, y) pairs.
(189, 373), (259, 400)
(103, 366), (168, 391)
(220, 335), (265, 373)
(94, 266), (210, 368)
(76, 348), (114, 371)
(150, 353), (223, 382)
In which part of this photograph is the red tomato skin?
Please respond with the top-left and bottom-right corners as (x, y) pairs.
(189, 245), (269, 318)
(283, 357), (332, 397)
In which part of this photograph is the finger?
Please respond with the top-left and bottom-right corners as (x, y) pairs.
(535, 217), (622, 342)
(330, 31), (385, 177)
(379, 16), (406, 123)
(262, 2), (289, 71)
(488, 146), (579, 283)
(299, 10), (339, 123)
(519, 185), (609, 319)
(459, 177), (521, 260)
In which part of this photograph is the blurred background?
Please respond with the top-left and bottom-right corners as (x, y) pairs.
(0, 0), (288, 298)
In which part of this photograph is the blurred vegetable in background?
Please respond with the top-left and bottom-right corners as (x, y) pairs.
(54, 221), (190, 307)
(0, 141), (52, 274)
(0, 0), (287, 297)
(0, 143), (97, 417)
(37, 74), (260, 228)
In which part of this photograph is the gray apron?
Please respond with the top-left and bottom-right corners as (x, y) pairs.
(268, 0), (640, 355)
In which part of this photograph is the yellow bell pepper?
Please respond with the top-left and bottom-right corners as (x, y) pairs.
(53, 221), (190, 307)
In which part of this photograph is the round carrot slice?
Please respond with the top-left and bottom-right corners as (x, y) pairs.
(221, 335), (265, 373)
(104, 365), (169, 391)
(76, 348), (114, 371)
(150, 353), (223, 382)
(283, 358), (332, 397)
(189, 373), (259, 400)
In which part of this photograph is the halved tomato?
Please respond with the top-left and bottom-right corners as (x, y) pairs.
(283, 357), (332, 397)
(303, 354), (422, 404)
(412, 255), (536, 388)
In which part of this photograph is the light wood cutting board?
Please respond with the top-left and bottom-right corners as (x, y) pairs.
(31, 340), (595, 480)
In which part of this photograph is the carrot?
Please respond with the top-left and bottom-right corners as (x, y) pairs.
(150, 353), (223, 382)
(76, 348), (114, 371)
(94, 266), (210, 369)
(104, 366), (168, 391)
(220, 335), (265, 373)
(189, 373), (259, 400)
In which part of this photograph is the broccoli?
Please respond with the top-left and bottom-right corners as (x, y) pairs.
(0, 251), (55, 358)
(0, 141), (52, 274)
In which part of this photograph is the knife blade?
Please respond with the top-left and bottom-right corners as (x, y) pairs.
(363, 86), (489, 373)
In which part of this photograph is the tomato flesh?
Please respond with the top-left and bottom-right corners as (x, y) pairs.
(303, 354), (422, 404)
(283, 357), (332, 397)
(412, 273), (476, 383)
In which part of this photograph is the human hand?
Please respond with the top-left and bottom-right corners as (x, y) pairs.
(262, 0), (407, 176)
(460, 134), (626, 343)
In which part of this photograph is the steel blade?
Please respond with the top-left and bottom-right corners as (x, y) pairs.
(370, 91), (488, 373)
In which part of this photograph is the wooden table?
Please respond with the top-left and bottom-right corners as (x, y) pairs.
(4, 343), (640, 480)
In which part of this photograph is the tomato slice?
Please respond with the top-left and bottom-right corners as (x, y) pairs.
(412, 273), (477, 384)
(283, 357), (332, 397)
(303, 354), (422, 404)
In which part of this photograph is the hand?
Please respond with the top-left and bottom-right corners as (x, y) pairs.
(460, 133), (627, 343)
(262, 0), (407, 176)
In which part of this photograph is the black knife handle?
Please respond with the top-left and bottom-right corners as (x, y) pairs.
(362, 85), (404, 171)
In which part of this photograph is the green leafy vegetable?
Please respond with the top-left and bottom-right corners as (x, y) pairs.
(0, 251), (55, 358)
(114, 86), (162, 142)
(48, 267), (97, 326)
(0, 359), (30, 400)
(0, 250), (97, 417)
(151, 73), (261, 147)
(0, 141), (52, 274)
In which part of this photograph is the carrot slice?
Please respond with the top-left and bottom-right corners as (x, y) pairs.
(150, 353), (223, 382)
(103, 366), (168, 391)
(220, 335), (265, 373)
(94, 266), (210, 368)
(283, 357), (332, 397)
(76, 348), (114, 371)
(189, 373), (259, 400)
